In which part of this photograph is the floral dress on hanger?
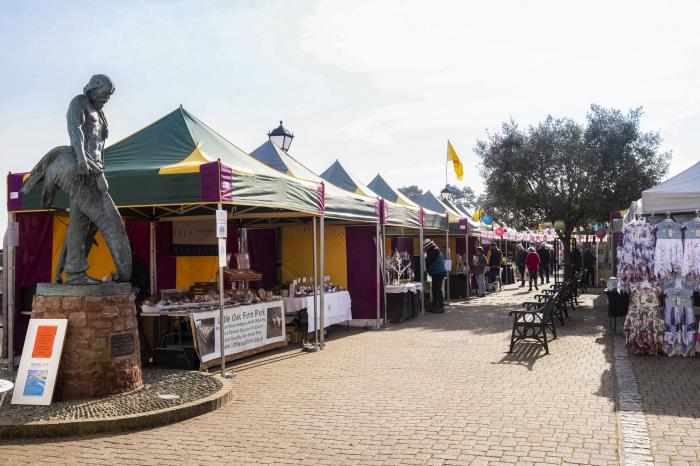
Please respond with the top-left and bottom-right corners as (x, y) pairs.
(682, 218), (700, 287)
(662, 281), (697, 357)
(624, 281), (665, 355)
(617, 222), (656, 293)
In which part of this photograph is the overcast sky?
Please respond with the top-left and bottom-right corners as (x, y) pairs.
(2, 0), (699, 228)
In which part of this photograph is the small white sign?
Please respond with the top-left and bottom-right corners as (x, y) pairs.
(7, 221), (19, 247)
(9, 192), (19, 200)
(218, 238), (227, 268)
(216, 209), (227, 239)
(12, 319), (68, 406)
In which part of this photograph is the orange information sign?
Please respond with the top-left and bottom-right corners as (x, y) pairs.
(31, 325), (58, 358)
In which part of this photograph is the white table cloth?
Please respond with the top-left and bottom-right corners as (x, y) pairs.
(283, 291), (352, 333)
(385, 282), (423, 294)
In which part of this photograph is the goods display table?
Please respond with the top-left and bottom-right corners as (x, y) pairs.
(142, 300), (287, 370)
(385, 282), (422, 323)
(283, 291), (352, 333)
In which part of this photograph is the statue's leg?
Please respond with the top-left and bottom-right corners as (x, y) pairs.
(63, 200), (91, 282)
(56, 222), (98, 283)
(72, 184), (132, 282)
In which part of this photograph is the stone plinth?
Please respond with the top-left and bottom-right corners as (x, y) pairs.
(31, 283), (143, 400)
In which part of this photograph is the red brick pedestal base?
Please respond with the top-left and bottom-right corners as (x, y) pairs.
(31, 283), (143, 401)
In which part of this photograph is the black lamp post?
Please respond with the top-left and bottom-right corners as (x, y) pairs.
(439, 185), (453, 201)
(268, 121), (294, 151)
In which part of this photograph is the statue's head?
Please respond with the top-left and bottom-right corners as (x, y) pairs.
(84, 74), (115, 109)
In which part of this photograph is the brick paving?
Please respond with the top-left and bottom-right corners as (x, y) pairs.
(0, 285), (695, 465)
(630, 348), (700, 466)
(0, 285), (618, 465)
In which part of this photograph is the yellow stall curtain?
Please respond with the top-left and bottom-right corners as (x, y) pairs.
(281, 225), (348, 288)
(52, 213), (117, 282)
(176, 256), (218, 289)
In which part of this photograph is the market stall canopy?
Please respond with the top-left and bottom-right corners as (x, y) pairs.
(320, 160), (378, 198)
(249, 139), (378, 223)
(367, 175), (419, 208)
(9, 107), (321, 215)
(365, 173), (428, 228)
(440, 197), (482, 234)
(319, 160), (425, 228)
(642, 161), (700, 214)
(624, 199), (643, 224)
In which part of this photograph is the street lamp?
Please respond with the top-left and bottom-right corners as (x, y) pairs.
(439, 185), (453, 201)
(268, 121), (294, 151)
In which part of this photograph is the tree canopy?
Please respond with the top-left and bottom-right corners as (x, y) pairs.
(444, 184), (477, 210)
(397, 185), (424, 203)
(475, 105), (671, 269)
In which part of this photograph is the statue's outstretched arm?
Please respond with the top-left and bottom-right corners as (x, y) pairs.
(67, 96), (89, 176)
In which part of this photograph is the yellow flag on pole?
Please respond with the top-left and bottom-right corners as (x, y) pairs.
(447, 140), (463, 181)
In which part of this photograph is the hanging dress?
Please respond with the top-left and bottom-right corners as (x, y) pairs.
(653, 218), (684, 283)
(617, 221), (656, 293)
(681, 218), (700, 287)
(624, 281), (665, 355)
(662, 282), (697, 357)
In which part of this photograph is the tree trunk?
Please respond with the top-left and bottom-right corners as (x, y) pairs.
(557, 228), (574, 279)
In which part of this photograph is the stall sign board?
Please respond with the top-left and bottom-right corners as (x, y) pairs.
(191, 301), (286, 363)
(173, 221), (217, 245)
(12, 319), (67, 405)
(216, 209), (227, 238)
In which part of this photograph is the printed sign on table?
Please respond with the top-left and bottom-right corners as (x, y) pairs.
(190, 301), (286, 363)
(12, 319), (67, 405)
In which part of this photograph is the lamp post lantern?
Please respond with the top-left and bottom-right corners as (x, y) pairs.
(268, 120), (294, 151)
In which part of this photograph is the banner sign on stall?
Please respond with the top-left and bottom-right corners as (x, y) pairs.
(216, 209), (227, 238)
(191, 301), (286, 363)
(12, 319), (67, 405)
(173, 221), (217, 245)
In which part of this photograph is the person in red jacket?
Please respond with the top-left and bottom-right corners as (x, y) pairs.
(525, 247), (540, 291)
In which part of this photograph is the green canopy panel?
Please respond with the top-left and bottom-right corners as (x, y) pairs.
(250, 139), (378, 223)
(9, 107), (321, 215)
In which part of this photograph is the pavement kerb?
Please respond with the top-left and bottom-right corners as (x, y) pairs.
(0, 372), (236, 440)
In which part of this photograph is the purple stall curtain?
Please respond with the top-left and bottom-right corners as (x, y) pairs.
(13, 213), (53, 354)
(156, 222), (176, 291)
(125, 218), (151, 271)
(345, 225), (379, 320)
(247, 229), (277, 290)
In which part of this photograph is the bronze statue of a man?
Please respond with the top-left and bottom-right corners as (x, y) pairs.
(22, 74), (132, 284)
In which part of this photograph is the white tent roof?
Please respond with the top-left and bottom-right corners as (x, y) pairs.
(642, 161), (700, 214)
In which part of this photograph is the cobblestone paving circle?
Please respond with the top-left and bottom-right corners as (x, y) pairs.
(0, 369), (222, 424)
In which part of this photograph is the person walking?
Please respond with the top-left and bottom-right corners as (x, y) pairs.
(537, 243), (551, 285)
(515, 243), (527, 287)
(525, 247), (540, 291)
(475, 246), (488, 297)
(423, 239), (447, 312)
(583, 246), (595, 287)
(488, 245), (503, 287)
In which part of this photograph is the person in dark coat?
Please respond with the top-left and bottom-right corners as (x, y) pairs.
(583, 246), (595, 286)
(571, 245), (582, 273)
(515, 243), (527, 287)
(537, 244), (551, 285)
(423, 239), (447, 312)
(487, 245), (503, 284)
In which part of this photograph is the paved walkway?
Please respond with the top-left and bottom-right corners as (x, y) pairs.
(0, 285), (696, 465)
